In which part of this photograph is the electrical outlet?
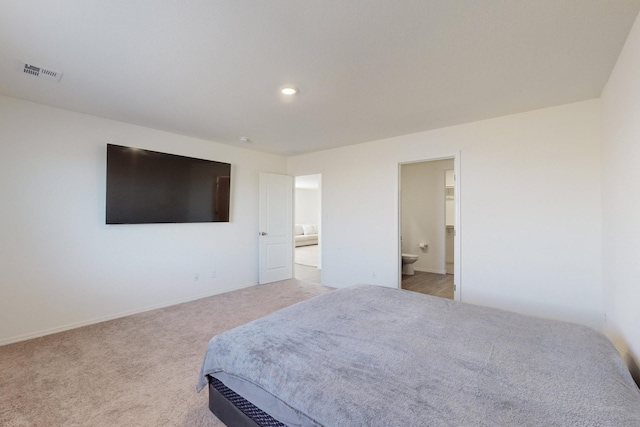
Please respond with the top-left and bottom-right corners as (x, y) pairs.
(194, 273), (199, 281)
(211, 270), (217, 279)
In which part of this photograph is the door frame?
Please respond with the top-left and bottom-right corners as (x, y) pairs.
(397, 152), (462, 301)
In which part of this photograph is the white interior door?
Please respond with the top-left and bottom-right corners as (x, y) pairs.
(259, 173), (293, 284)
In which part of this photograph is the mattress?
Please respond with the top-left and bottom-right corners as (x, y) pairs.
(197, 284), (640, 426)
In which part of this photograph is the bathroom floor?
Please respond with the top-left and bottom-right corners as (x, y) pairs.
(446, 262), (454, 275)
(402, 271), (454, 299)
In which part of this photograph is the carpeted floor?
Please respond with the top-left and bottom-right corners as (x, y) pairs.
(0, 279), (332, 427)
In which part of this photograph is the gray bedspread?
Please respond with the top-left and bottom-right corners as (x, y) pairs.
(197, 285), (640, 426)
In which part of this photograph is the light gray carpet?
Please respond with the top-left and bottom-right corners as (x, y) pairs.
(295, 244), (318, 267)
(294, 263), (321, 283)
(0, 279), (332, 427)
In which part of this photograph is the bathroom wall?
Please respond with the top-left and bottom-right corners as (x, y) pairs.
(401, 159), (454, 274)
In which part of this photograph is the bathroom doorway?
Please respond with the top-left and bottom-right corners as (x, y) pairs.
(293, 174), (322, 284)
(398, 156), (460, 301)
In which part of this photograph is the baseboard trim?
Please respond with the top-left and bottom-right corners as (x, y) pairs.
(0, 282), (256, 347)
(414, 267), (447, 275)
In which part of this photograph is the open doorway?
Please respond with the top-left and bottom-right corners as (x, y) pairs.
(294, 174), (321, 283)
(399, 158), (459, 300)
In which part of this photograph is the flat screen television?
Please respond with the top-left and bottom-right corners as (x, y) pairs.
(106, 144), (231, 224)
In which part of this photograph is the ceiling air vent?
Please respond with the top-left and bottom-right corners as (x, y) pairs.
(19, 63), (63, 82)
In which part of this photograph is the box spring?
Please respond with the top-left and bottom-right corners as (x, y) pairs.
(208, 376), (286, 427)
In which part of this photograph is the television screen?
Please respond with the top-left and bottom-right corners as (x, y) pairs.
(106, 144), (231, 224)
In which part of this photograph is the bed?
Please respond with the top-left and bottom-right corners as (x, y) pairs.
(197, 285), (640, 426)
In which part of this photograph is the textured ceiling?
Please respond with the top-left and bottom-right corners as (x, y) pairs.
(1, 1), (639, 155)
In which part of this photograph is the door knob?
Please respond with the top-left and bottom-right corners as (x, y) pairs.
(260, 232), (268, 236)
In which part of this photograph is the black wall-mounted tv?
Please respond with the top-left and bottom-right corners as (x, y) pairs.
(106, 144), (231, 224)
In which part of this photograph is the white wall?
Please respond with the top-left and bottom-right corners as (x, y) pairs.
(294, 188), (319, 226)
(401, 159), (453, 274)
(0, 95), (286, 345)
(288, 99), (603, 327)
(601, 11), (640, 379)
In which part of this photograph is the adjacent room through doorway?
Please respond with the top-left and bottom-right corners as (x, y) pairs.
(294, 174), (321, 283)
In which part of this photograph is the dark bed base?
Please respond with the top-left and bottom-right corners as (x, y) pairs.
(208, 376), (286, 427)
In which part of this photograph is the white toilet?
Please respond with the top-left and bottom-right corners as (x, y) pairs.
(401, 253), (419, 275)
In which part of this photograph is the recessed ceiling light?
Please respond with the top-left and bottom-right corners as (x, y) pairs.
(280, 86), (299, 96)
